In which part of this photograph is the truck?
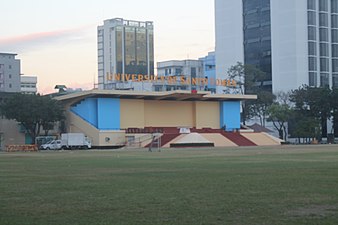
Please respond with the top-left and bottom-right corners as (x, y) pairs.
(61, 133), (91, 149)
(40, 133), (91, 150)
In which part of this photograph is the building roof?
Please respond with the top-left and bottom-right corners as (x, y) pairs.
(54, 89), (257, 103)
(248, 123), (273, 133)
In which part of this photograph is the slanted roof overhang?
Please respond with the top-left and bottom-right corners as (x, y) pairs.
(54, 89), (257, 104)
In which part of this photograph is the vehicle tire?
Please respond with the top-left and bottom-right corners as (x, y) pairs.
(84, 145), (88, 150)
(46, 147), (50, 150)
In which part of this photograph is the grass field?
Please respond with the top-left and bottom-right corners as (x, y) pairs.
(1, 145), (338, 225)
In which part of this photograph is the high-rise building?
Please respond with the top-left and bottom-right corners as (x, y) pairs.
(215, 0), (338, 93)
(0, 53), (21, 93)
(97, 18), (154, 90)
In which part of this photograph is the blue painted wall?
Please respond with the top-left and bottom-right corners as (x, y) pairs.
(71, 98), (98, 127)
(220, 101), (241, 131)
(71, 98), (120, 130)
(97, 98), (120, 130)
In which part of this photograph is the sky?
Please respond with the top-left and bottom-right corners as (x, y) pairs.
(0, 0), (215, 94)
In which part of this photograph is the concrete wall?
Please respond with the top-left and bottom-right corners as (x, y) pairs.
(195, 101), (220, 129)
(120, 99), (145, 128)
(144, 100), (195, 127)
(220, 101), (241, 131)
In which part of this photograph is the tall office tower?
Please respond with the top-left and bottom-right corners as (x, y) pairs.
(215, 0), (338, 93)
(97, 18), (154, 90)
(0, 53), (21, 93)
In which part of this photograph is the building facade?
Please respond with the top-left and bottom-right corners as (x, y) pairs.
(155, 60), (204, 91)
(200, 52), (216, 93)
(97, 18), (154, 90)
(0, 53), (21, 93)
(215, 0), (338, 93)
(21, 75), (37, 94)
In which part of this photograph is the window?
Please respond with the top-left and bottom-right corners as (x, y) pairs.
(309, 42), (317, 55)
(308, 0), (316, 10)
(9, 74), (12, 79)
(332, 0), (338, 13)
(309, 72), (317, 86)
(320, 43), (329, 56)
(320, 73), (329, 87)
(309, 57), (317, 71)
(8, 65), (12, 69)
(320, 58), (329, 71)
(320, 28), (329, 41)
(308, 11), (316, 25)
(332, 15), (338, 28)
(333, 59), (338, 72)
(333, 44), (338, 57)
(319, 0), (328, 11)
(308, 26), (317, 40)
(9, 84), (12, 88)
(319, 13), (328, 26)
(333, 73), (338, 87)
(333, 29), (338, 43)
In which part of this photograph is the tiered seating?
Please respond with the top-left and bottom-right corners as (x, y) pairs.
(221, 132), (257, 146)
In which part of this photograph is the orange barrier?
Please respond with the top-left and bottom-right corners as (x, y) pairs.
(5, 145), (38, 152)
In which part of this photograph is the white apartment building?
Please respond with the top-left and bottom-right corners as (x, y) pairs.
(21, 75), (37, 94)
(215, 0), (338, 93)
(0, 53), (21, 93)
(155, 60), (204, 91)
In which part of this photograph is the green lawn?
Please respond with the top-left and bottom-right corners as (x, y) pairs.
(1, 145), (338, 225)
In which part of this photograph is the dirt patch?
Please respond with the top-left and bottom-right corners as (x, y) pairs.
(287, 205), (337, 218)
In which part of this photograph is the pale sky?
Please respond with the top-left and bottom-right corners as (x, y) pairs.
(0, 0), (215, 94)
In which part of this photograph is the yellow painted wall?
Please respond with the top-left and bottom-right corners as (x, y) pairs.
(144, 100), (195, 127)
(120, 99), (145, 129)
(195, 102), (220, 129)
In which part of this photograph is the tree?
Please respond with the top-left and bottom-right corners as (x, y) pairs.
(290, 86), (331, 139)
(225, 62), (269, 125)
(250, 91), (276, 127)
(0, 93), (64, 144)
(267, 103), (292, 140)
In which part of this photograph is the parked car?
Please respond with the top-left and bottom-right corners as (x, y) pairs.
(39, 140), (62, 150)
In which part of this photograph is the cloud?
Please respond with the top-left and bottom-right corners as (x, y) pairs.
(0, 25), (94, 52)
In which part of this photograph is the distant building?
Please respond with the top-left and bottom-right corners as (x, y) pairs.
(21, 75), (37, 94)
(215, 0), (338, 93)
(155, 60), (204, 91)
(97, 18), (154, 90)
(199, 51), (216, 93)
(0, 53), (21, 93)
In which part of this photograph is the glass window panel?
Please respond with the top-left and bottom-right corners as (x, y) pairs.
(309, 72), (317, 86)
(332, 15), (338, 28)
(125, 27), (136, 75)
(309, 42), (317, 55)
(333, 59), (338, 72)
(320, 58), (329, 72)
(308, 11), (316, 25)
(332, 0), (338, 13)
(308, 26), (317, 40)
(320, 28), (329, 41)
(333, 73), (338, 87)
(320, 43), (329, 56)
(333, 44), (338, 57)
(332, 29), (338, 43)
(319, 0), (328, 11)
(308, 0), (316, 10)
(115, 27), (123, 74)
(320, 73), (330, 87)
(309, 57), (317, 71)
(319, 13), (328, 26)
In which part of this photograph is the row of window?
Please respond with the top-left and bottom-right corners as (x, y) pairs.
(308, 11), (338, 28)
(309, 57), (338, 72)
(308, 0), (338, 13)
(0, 83), (13, 88)
(308, 72), (338, 87)
(309, 42), (338, 56)
(308, 26), (338, 42)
